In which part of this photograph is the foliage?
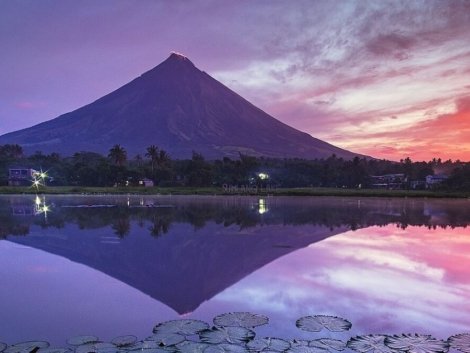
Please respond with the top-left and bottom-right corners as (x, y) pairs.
(1, 144), (470, 190)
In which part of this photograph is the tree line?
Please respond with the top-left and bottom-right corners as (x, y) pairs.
(1, 143), (470, 190)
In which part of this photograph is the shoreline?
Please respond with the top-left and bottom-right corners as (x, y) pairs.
(0, 186), (468, 198)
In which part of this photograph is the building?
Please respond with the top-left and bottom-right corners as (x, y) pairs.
(8, 168), (38, 186)
(139, 178), (154, 187)
(369, 174), (406, 189)
(426, 174), (448, 189)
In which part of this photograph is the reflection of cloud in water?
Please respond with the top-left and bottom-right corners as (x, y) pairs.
(213, 225), (470, 338)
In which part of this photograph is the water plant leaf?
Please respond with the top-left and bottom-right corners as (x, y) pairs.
(0, 343), (6, 353)
(347, 335), (395, 353)
(153, 320), (210, 336)
(146, 333), (185, 346)
(288, 340), (328, 353)
(125, 341), (161, 351)
(310, 339), (346, 351)
(448, 334), (470, 353)
(5, 341), (50, 353)
(200, 327), (256, 345)
(67, 337), (100, 346)
(286, 345), (328, 353)
(175, 341), (210, 353)
(38, 347), (72, 353)
(111, 336), (137, 347)
(213, 312), (269, 328)
(296, 316), (352, 332)
(75, 343), (118, 353)
(37, 349), (72, 353)
(125, 348), (168, 353)
(384, 334), (449, 353)
(247, 337), (291, 352)
(204, 344), (249, 353)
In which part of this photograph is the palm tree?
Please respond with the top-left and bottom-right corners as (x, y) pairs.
(145, 145), (159, 173)
(108, 144), (127, 166)
(157, 149), (170, 168)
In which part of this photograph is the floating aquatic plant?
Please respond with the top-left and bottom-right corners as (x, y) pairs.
(5, 341), (50, 353)
(288, 340), (330, 353)
(75, 342), (118, 353)
(310, 338), (346, 351)
(145, 333), (185, 346)
(384, 334), (449, 353)
(153, 319), (210, 336)
(247, 337), (291, 352)
(448, 334), (470, 353)
(200, 327), (256, 345)
(37, 348), (72, 353)
(213, 312), (269, 329)
(286, 343), (328, 353)
(204, 343), (249, 353)
(347, 335), (396, 353)
(175, 341), (210, 353)
(110, 336), (137, 348)
(66, 336), (99, 346)
(296, 316), (352, 332)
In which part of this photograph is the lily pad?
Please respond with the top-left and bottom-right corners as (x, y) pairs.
(204, 344), (249, 353)
(38, 349), (72, 353)
(347, 335), (395, 353)
(125, 341), (161, 351)
(175, 341), (210, 353)
(75, 343), (118, 353)
(448, 334), (470, 353)
(384, 334), (449, 353)
(296, 316), (352, 333)
(153, 320), (210, 336)
(200, 327), (256, 345)
(310, 339), (346, 351)
(286, 345), (328, 353)
(247, 337), (290, 352)
(5, 341), (50, 353)
(125, 348), (168, 353)
(213, 312), (269, 328)
(67, 337), (99, 346)
(288, 341), (328, 353)
(111, 336), (137, 348)
(146, 333), (185, 346)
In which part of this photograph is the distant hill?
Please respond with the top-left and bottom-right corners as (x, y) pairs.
(0, 53), (363, 159)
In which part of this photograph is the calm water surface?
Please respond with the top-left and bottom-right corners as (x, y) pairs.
(1, 195), (470, 345)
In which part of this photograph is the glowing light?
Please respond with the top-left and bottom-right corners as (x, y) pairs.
(258, 173), (269, 180)
(258, 198), (268, 214)
(35, 195), (41, 206)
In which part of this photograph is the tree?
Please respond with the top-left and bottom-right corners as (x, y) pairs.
(108, 144), (127, 166)
(145, 145), (159, 173)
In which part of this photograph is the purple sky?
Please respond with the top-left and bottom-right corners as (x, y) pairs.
(1, 0), (470, 160)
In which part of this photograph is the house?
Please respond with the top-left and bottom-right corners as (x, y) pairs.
(139, 178), (154, 187)
(426, 174), (448, 189)
(369, 173), (406, 189)
(8, 168), (38, 186)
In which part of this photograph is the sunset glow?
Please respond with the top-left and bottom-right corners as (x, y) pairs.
(1, 1), (469, 161)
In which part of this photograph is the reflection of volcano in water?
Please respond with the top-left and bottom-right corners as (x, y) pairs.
(4, 195), (470, 314)
(9, 221), (346, 314)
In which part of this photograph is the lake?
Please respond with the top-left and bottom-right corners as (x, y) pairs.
(1, 195), (470, 349)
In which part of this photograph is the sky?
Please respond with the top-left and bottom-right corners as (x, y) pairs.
(1, 0), (470, 161)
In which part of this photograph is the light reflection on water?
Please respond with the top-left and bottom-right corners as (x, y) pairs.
(0, 195), (469, 345)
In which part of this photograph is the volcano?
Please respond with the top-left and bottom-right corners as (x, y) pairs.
(0, 53), (361, 159)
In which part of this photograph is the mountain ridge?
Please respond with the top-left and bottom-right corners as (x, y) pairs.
(0, 53), (364, 160)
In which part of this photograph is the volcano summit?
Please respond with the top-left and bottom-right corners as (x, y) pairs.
(0, 53), (360, 159)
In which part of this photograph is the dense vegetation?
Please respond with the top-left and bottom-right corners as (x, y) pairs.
(1, 143), (469, 191)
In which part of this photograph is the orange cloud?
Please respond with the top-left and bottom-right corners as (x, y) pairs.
(350, 97), (470, 161)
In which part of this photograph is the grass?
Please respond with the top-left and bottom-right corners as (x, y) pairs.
(0, 185), (468, 198)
